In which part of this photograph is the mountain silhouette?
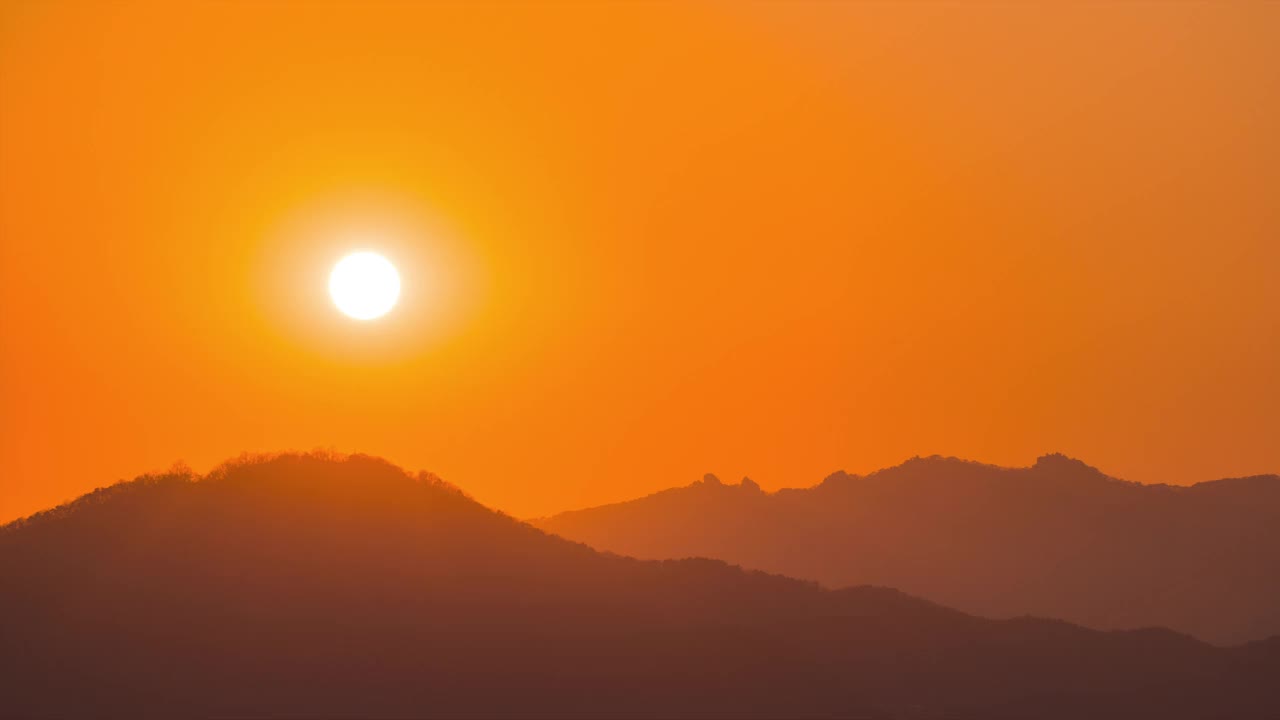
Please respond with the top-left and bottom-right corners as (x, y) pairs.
(535, 454), (1280, 646)
(3, 452), (1277, 718)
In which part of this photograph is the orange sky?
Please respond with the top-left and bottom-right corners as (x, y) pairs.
(2, 1), (1278, 523)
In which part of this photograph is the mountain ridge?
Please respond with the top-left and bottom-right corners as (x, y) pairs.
(534, 454), (1277, 523)
(535, 453), (1280, 645)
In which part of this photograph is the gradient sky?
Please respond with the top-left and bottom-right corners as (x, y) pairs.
(2, 1), (1278, 523)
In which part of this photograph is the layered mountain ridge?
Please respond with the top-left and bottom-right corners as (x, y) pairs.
(4, 452), (1278, 717)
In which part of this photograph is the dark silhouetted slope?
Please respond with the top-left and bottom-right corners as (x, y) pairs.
(536, 454), (1280, 645)
(2, 453), (1277, 718)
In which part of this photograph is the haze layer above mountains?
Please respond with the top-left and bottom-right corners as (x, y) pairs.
(536, 453), (1280, 645)
(4, 453), (1278, 718)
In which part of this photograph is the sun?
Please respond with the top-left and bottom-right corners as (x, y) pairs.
(329, 251), (401, 320)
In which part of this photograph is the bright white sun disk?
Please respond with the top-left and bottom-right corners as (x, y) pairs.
(329, 252), (400, 320)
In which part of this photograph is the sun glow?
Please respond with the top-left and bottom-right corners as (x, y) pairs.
(329, 252), (401, 320)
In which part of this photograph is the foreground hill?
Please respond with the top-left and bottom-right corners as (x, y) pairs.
(2, 453), (1277, 718)
(535, 454), (1280, 645)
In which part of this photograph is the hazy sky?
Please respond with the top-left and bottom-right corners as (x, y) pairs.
(2, 1), (1277, 522)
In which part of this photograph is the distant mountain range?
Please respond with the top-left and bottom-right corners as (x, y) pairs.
(3, 453), (1277, 717)
(535, 454), (1280, 646)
